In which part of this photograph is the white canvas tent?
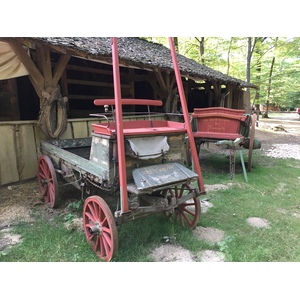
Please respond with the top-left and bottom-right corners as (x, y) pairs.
(0, 41), (29, 80)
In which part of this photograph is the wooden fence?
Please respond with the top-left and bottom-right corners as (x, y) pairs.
(0, 114), (166, 186)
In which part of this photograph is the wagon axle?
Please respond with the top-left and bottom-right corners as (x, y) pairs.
(89, 222), (103, 236)
(40, 178), (48, 186)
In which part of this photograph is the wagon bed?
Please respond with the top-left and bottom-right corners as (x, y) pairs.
(40, 116), (196, 191)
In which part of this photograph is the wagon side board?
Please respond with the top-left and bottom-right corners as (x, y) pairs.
(40, 140), (110, 187)
(40, 129), (189, 193)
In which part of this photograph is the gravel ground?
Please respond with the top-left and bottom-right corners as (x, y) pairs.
(255, 115), (300, 160)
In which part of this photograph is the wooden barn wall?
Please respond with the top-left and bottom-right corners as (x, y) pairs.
(0, 114), (165, 186)
(242, 90), (251, 113)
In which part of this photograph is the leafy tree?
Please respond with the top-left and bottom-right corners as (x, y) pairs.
(144, 37), (300, 111)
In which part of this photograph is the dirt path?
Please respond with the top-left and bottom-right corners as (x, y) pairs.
(255, 113), (300, 160)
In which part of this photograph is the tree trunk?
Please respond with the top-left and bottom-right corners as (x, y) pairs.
(250, 37), (266, 117)
(174, 37), (179, 53)
(227, 38), (233, 75)
(255, 38), (262, 116)
(246, 37), (258, 85)
(195, 37), (205, 64)
(263, 38), (278, 119)
(199, 37), (205, 64)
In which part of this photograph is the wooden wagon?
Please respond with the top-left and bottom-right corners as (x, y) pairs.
(186, 106), (258, 180)
(37, 38), (205, 261)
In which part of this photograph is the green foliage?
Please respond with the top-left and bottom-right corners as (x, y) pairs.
(67, 200), (82, 210)
(218, 235), (234, 261)
(144, 37), (300, 110)
(63, 213), (74, 222)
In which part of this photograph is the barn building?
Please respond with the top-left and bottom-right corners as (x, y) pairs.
(0, 37), (257, 185)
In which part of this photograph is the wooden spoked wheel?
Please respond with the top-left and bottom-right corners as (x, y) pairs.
(247, 113), (257, 172)
(37, 155), (59, 208)
(83, 195), (118, 262)
(163, 183), (200, 229)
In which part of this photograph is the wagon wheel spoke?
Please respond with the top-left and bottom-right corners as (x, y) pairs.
(163, 184), (200, 229)
(85, 205), (98, 224)
(83, 195), (118, 262)
(38, 162), (49, 195)
(87, 231), (97, 242)
(180, 207), (194, 227)
(37, 155), (59, 208)
(99, 237), (105, 258)
(92, 201), (101, 220)
(102, 232), (113, 256)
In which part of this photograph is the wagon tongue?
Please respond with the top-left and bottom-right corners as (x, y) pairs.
(132, 162), (198, 191)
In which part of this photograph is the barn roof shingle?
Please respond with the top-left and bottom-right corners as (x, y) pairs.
(25, 37), (258, 89)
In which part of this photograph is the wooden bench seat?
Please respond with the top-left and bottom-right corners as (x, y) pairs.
(191, 107), (247, 141)
(92, 120), (187, 136)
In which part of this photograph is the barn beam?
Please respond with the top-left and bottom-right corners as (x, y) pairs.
(52, 52), (72, 86)
(148, 78), (165, 99)
(9, 39), (70, 139)
(36, 44), (52, 88)
(155, 68), (167, 92)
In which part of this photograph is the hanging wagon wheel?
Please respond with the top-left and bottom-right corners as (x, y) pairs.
(163, 183), (201, 229)
(38, 86), (68, 139)
(44, 97), (67, 139)
(247, 113), (257, 172)
(83, 195), (118, 262)
(37, 155), (59, 208)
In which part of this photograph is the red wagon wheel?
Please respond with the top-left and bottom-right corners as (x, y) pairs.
(83, 195), (118, 262)
(37, 155), (59, 208)
(163, 183), (200, 229)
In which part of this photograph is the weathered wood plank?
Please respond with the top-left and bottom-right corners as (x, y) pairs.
(155, 69), (167, 92)
(243, 90), (251, 113)
(59, 123), (74, 139)
(66, 79), (131, 88)
(18, 124), (38, 180)
(52, 52), (72, 86)
(72, 121), (88, 138)
(34, 123), (48, 157)
(0, 126), (19, 185)
(36, 45), (52, 87)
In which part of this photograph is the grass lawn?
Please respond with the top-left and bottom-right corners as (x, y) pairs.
(1, 147), (300, 263)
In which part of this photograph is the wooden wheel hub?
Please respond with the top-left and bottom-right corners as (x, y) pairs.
(163, 184), (201, 229)
(90, 222), (103, 235)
